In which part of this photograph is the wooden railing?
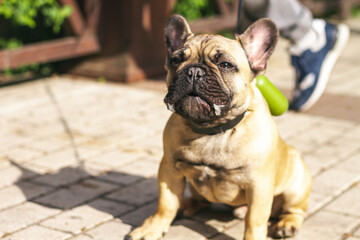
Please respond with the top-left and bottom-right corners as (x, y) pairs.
(0, 0), (101, 71)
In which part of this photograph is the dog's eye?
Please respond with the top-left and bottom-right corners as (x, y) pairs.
(170, 57), (181, 66)
(219, 62), (234, 69)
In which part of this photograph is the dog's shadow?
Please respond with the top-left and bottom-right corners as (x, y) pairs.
(10, 161), (244, 239)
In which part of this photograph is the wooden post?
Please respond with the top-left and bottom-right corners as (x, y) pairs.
(67, 0), (174, 82)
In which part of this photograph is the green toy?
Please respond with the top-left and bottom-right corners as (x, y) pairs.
(256, 75), (289, 116)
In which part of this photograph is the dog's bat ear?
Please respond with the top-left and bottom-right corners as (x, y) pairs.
(237, 18), (278, 73)
(165, 14), (193, 58)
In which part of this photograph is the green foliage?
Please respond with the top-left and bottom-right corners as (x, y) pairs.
(173, 0), (216, 20)
(2, 63), (52, 77)
(217, 30), (234, 39)
(0, 0), (73, 33)
(352, 5), (360, 17)
(0, 37), (23, 50)
(0, 0), (73, 77)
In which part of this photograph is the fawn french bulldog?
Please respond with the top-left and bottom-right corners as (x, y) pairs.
(126, 15), (311, 240)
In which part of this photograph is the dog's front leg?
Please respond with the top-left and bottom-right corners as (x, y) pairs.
(126, 158), (185, 240)
(244, 181), (274, 240)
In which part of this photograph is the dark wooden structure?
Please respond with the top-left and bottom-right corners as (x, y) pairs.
(66, 0), (175, 82)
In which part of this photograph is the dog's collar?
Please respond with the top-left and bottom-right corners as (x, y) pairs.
(190, 111), (248, 135)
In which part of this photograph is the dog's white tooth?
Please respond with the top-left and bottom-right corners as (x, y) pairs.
(166, 103), (175, 112)
(213, 104), (225, 116)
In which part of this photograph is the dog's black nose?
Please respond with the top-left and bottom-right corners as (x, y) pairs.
(187, 66), (205, 81)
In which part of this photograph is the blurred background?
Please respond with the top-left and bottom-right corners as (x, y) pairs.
(1, 0), (359, 85)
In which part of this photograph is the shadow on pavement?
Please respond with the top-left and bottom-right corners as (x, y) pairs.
(11, 161), (239, 240)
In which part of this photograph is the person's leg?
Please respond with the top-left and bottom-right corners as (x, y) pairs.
(243, 0), (313, 43)
(243, 0), (349, 112)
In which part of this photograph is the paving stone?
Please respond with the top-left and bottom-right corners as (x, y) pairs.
(275, 112), (316, 140)
(0, 165), (37, 189)
(97, 171), (143, 186)
(84, 219), (132, 240)
(41, 205), (113, 234)
(193, 204), (240, 232)
(0, 202), (60, 237)
(76, 144), (108, 160)
(76, 136), (122, 159)
(87, 150), (144, 169)
(336, 151), (360, 175)
(117, 159), (159, 178)
(287, 122), (346, 154)
(35, 179), (118, 209)
(325, 182), (360, 217)
(308, 135), (360, 175)
(120, 201), (157, 226)
(25, 137), (72, 154)
(106, 178), (158, 206)
(345, 124), (360, 140)
(302, 153), (325, 177)
(16, 161), (52, 175)
(87, 198), (134, 217)
(210, 221), (245, 240)
(121, 135), (164, 161)
(311, 166), (360, 196)
(294, 210), (360, 240)
(28, 148), (80, 172)
(68, 234), (93, 240)
(164, 219), (210, 240)
(33, 166), (90, 187)
(0, 181), (53, 210)
(1, 225), (71, 240)
(15, 121), (66, 139)
(354, 227), (360, 237)
(306, 191), (332, 215)
(5, 146), (44, 163)
(0, 157), (11, 169)
(0, 133), (32, 152)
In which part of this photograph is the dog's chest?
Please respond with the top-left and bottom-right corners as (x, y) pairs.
(173, 134), (250, 205)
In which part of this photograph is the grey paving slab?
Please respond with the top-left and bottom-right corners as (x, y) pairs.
(0, 181), (53, 211)
(325, 182), (360, 217)
(120, 201), (158, 226)
(0, 202), (60, 237)
(1, 225), (71, 240)
(293, 210), (360, 240)
(33, 166), (91, 187)
(164, 219), (212, 240)
(0, 164), (37, 189)
(106, 178), (158, 206)
(35, 178), (118, 209)
(4, 146), (44, 163)
(354, 227), (360, 237)
(40, 205), (113, 234)
(80, 219), (132, 240)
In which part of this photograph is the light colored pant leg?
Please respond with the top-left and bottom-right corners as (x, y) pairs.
(243, 0), (313, 43)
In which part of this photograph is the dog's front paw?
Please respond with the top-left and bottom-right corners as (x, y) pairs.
(125, 215), (170, 240)
(125, 227), (166, 240)
(272, 215), (302, 239)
